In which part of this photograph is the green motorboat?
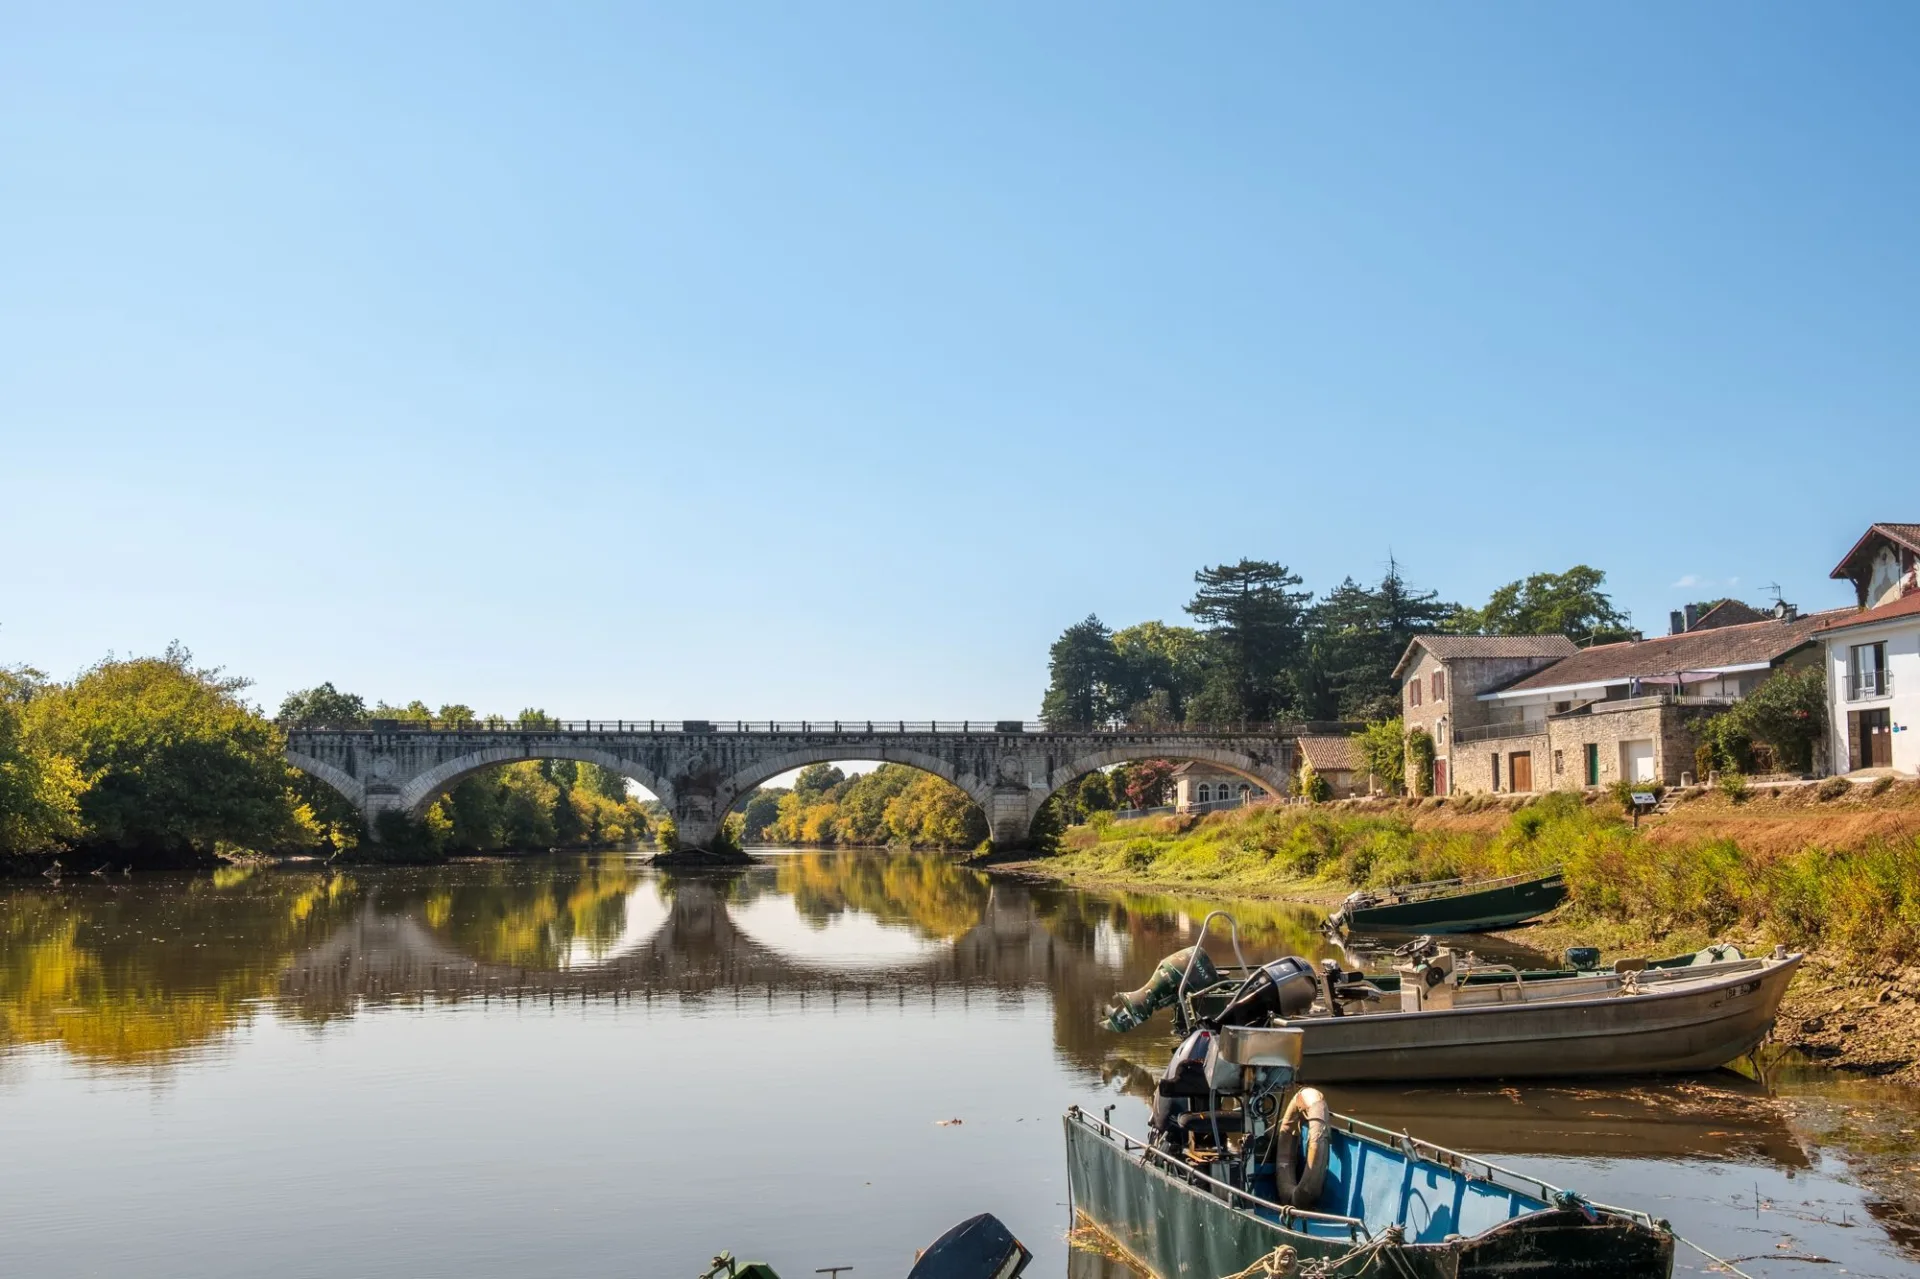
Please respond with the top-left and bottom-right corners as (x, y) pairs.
(1326, 869), (1567, 934)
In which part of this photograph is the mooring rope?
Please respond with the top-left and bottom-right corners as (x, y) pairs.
(1674, 1232), (1760, 1279)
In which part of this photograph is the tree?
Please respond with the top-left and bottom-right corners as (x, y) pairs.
(1183, 560), (1311, 722)
(1040, 615), (1121, 728)
(1075, 770), (1116, 813)
(739, 789), (786, 842)
(1704, 665), (1826, 774)
(1110, 621), (1206, 725)
(1120, 759), (1177, 809)
(793, 763), (846, 802)
(276, 683), (369, 727)
(26, 646), (301, 858)
(1456, 566), (1633, 644)
(1301, 561), (1455, 721)
(0, 667), (85, 853)
(1352, 719), (1407, 796)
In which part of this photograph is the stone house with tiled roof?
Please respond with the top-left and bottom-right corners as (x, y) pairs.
(1169, 761), (1268, 812)
(1467, 608), (1841, 791)
(1294, 735), (1363, 798)
(1391, 635), (1579, 795)
(1819, 523), (1920, 776)
(1394, 610), (1841, 795)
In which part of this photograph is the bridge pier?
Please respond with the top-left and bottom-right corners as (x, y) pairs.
(986, 786), (1045, 850)
(670, 791), (722, 853)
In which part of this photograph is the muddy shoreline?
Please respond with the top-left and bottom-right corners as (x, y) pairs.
(989, 856), (1920, 1086)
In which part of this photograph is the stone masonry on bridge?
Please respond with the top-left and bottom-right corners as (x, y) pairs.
(285, 721), (1314, 850)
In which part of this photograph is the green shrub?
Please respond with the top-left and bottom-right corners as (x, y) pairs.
(1716, 771), (1749, 803)
(1694, 742), (1715, 782)
(1407, 730), (1435, 797)
(1816, 776), (1852, 801)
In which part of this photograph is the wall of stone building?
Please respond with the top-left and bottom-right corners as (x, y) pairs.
(1445, 731), (1551, 794)
(1399, 649), (1572, 794)
(1543, 705), (1709, 789)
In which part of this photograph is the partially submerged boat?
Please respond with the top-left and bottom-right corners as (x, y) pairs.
(1326, 870), (1568, 934)
(1066, 1025), (1674, 1277)
(1108, 915), (1799, 1083)
(701, 1213), (1030, 1279)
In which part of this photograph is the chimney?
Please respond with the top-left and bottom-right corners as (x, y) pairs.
(1683, 603), (1701, 631)
(1773, 600), (1798, 622)
(1669, 610), (1686, 636)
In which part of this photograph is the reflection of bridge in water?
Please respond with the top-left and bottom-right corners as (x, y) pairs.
(282, 875), (1100, 1011)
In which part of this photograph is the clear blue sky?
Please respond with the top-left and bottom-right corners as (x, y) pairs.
(4, 4), (1916, 718)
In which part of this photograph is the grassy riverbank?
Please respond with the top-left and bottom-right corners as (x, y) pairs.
(1015, 782), (1920, 1082)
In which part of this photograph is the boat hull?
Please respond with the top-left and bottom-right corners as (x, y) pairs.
(1064, 1112), (1672, 1278)
(1291, 956), (1800, 1084)
(1336, 873), (1568, 934)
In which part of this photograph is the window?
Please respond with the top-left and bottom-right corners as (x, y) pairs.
(1432, 671), (1446, 702)
(1408, 681), (1422, 708)
(1553, 750), (1564, 775)
(1489, 754), (1500, 792)
(1196, 783), (1212, 803)
(1850, 642), (1890, 700)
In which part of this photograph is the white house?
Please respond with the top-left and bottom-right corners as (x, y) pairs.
(1819, 523), (1920, 776)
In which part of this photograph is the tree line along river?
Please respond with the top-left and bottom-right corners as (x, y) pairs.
(0, 850), (1914, 1278)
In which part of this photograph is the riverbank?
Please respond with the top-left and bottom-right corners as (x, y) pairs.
(998, 783), (1920, 1084)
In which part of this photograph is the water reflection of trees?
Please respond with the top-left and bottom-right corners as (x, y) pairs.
(761, 852), (990, 941)
(413, 856), (644, 968)
(0, 870), (365, 1066)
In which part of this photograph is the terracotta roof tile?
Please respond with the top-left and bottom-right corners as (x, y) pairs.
(1493, 610), (1847, 693)
(1829, 522), (1920, 580)
(1814, 591), (1920, 634)
(1296, 735), (1358, 773)
(1392, 634), (1577, 677)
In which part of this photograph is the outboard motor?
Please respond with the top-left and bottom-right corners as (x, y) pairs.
(1106, 945), (1221, 1032)
(1206, 956), (1319, 1027)
(1149, 1029), (1213, 1151)
(906, 1213), (1031, 1279)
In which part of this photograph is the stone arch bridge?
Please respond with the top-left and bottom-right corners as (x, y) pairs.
(286, 719), (1339, 849)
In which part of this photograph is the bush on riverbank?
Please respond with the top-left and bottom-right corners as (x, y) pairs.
(1053, 788), (1920, 966)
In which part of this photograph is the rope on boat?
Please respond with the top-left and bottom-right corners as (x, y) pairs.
(1674, 1232), (1760, 1279)
(1218, 1226), (1422, 1279)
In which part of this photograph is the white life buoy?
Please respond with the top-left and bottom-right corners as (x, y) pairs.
(1270, 1087), (1330, 1209)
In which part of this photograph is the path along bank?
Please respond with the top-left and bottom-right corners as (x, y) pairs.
(996, 780), (1920, 1085)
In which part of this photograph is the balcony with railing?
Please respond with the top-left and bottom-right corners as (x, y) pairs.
(1451, 719), (1547, 745)
(1848, 669), (1894, 702)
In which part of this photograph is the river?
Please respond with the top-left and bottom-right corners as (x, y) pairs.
(1, 851), (1914, 1278)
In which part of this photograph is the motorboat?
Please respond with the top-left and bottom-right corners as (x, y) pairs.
(1065, 1024), (1674, 1277)
(1107, 913), (1799, 1083)
(1326, 870), (1568, 934)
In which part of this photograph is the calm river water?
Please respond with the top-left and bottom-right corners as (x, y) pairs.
(2, 851), (1915, 1278)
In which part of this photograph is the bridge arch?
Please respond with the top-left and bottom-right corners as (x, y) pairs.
(286, 751), (364, 807)
(714, 745), (992, 815)
(395, 746), (677, 817)
(1042, 744), (1290, 809)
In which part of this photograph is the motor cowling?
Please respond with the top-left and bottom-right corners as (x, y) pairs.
(1107, 945), (1221, 1033)
(1209, 956), (1318, 1026)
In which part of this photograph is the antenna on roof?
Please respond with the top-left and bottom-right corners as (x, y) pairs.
(1762, 582), (1784, 605)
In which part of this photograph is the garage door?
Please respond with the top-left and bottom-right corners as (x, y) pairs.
(1620, 739), (1655, 784)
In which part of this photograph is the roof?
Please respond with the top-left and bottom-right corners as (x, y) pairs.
(1391, 634), (1578, 678)
(1814, 591), (1920, 636)
(1829, 523), (1920, 581)
(1295, 735), (1358, 774)
(1689, 599), (1767, 630)
(1486, 610), (1847, 696)
(1170, 760), (1247, 777)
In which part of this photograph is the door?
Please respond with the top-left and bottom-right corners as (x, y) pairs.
(1864, 709), (1893, 768)
(1621, 739), (1656, 784)
(1509, 751), (1533, 792)
(1584, 742), (1600, 787)
(1433, 758), (1448, 796)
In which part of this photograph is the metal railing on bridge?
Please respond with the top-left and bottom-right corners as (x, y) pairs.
(286, 718), (1361, 736)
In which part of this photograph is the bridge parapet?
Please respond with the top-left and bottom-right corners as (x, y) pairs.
(285, 721), (1354, 850)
